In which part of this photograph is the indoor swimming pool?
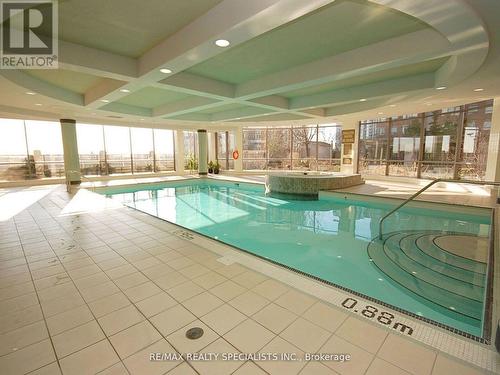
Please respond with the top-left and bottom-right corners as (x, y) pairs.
(102, 179), (492, 338)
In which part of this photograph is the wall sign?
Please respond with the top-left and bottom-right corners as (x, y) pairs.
(342, 129), (355, 144)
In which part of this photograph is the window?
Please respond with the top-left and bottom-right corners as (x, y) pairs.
(131, 128), (154, 173)
(153, 129), (175, 172)
(357, 99), (494, 180)
(242, 124), (341, 171)
(216, 131), (235, 170)
(184, 131), (198, 170)
(0, 119), (64, 181)
(104, 126), (132, 174)
(77, 124), (107, 175)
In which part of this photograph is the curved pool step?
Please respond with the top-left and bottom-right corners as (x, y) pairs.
(398, 233), (485, 288)
(383, 233), (483, 301)
(367, 231), (485, 321)
(416, 234), (487, 275)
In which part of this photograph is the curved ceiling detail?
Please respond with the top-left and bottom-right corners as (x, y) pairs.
(0, 0), (492, 126)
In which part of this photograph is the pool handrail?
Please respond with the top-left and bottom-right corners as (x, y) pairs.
(378, 178), (500, 240)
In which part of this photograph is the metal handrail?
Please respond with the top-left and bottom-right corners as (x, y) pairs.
(378, 178), (500, 240)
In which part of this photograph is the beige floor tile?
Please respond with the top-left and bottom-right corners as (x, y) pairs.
(46, 304), (94, 336)
(335, 317), (388, 354)
(320, 335), (374, 375)
(133, 256), (161, 270)
(67, 264), (102, 279)
(231, 270), (268, 289)
(150, 304), (196, 336)
(142, 263), (174, 280)
(299, 361), (339, 375)
(229, 290), (270, 315)
(114, 272), (148, 290)
(154, 271), (188, 290)
(73, 272), (110, 290)
(232, 361), (268, 375)
(124, 281), (162, 303)
(166, 362), (198, 375)
(166, 256), (195, 270)
(29, 361), (62, 375)
(275, 289), (316, 315)
(97, 361), (129, 374)
(0, 292), (39, 314)
(0, 320), (48, 356)
(167, 320), (219, 354)
(124, 339), (181, 375)
(192, 271), (227, 289)
(52, 320), (105, 358)
(302, 302), (348, 332)
(182, 291), (224, 316)
(366, 358), (411, 375)
(202, 304), (246, 335)
(167, 280), (204, 302)
(37, 283), (78, 303)
(109, 321), (161, 359)
(0, 280), (34, 301)
(252, 279), (289, 300)
(0, 339), (55, 375)
(79, 280), (120, 302)
(252, 303), (298, 334)
(281, 317), (332, 353)
(432, 354), (485, 375)
(106, 264), (136, 280)
(0, 304), (43, 334)
(98, 305), (145, 336)
(224, 318), (275, 353)
(210, 280), (246, 301)
(134, 291), (177, 318)
(40, 292), (85, 317)
(214, 263), (247, 278)
(190, 338), (242, 375)
(178, 263), (210, 279)
(59, 339), (119, 375)
(377, 334), (436, 375)
(256, 336), (305, 375)
(33, 273), (71, 291)
(88, 292), (131, 318)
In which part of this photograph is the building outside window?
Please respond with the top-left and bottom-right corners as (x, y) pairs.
(242, 124), (341, 171)
(215, 131), (235, 170)
(358, 99), (493, 180)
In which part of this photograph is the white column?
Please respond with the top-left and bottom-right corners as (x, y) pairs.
(174, 130), (185, 173)
(485, 98), (500, 182)
(207, 131), (217, 165)
(198, 129), (208, 175)
(234, 127), (243, 172)
(340, 119), (359, 174)
(60, 119), (80, 184)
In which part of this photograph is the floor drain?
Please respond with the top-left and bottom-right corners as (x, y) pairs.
(186, 327), (204, 340)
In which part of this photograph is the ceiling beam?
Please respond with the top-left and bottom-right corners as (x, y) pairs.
(154, 97), (220, 118)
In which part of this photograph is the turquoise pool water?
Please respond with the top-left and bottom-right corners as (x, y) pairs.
(103, 179), (491, 337)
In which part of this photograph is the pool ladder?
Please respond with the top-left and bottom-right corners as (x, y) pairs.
(378, 178), (500, 240)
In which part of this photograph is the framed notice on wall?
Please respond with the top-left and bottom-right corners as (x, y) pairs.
(342, 129), (355, 144)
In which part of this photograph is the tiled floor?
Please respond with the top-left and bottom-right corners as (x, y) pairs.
(0, 184), (497, 374)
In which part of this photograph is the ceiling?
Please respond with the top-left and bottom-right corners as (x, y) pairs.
(0, 0), (498, 129)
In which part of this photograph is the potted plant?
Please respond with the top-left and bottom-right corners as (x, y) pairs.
(208, 161), (214, 174)
(213, 161), (220, 174)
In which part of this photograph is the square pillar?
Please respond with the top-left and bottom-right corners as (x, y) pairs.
(340, 120), (359, 174)
(60, 119), (81, 184)
(198, 129), (208, 175)
(174, 130), (185, 173)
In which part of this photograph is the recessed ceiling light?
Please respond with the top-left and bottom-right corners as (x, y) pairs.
(377, 112), (384, 115)
(101, 99), (110, 103)
(35, 103), (42, 106)
(140, 118), (145, 121)
(26, 92), (36, 95)
(160, 68), (172, 74)
(389, 104), (396, 107)
(436, 86), (447, 90)
(473, 88), (484, 92)
(215, 39), (230, 47)
(120, 89), (130, 93)
(359, 98), (367, 102)
(426, 102), (432, 106)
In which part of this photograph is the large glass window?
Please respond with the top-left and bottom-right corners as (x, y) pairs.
(153, 129), (175, 172)
(104, 126), (132, 174)
(184, 131), (198, 170)
(77, 124), (107, 176)
(0, 119), (30, 181)
(242, 124), (341, 171)
(358, 99), (493, 180)
(216, 131), (235, 170)
(131, 128), (154, 173)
